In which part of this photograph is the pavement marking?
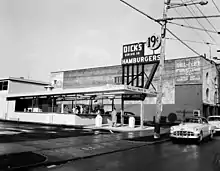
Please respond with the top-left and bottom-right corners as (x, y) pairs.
(3, 127), (34, 133)
(46, 131), (57, 134)
(63, 128), (76, 131)
(0, 131), (21, 135)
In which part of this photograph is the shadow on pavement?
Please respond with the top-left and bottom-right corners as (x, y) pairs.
(0, 131), (102, 143)
(0, 152), (47, 171)
(125, 133), (170, 142)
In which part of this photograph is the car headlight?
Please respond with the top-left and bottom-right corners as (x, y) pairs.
(170, 127), (174, 131)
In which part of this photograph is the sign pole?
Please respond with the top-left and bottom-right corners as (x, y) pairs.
(154, 0), (170, 139)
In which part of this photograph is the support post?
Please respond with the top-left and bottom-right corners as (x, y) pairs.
(154, 0), (170, 139)
(140, 100), (144, 128)
(51, 96), (54, 113)
(121, 95), (124, 126)
(31, 97), (34, 112)
(112, 98), (114, 111)
(183, 109), (186, 121)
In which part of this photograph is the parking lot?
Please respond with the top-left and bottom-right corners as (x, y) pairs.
(0, 121), (105, 143)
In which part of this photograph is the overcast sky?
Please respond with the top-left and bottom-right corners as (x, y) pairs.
(0, 0), (219, 81)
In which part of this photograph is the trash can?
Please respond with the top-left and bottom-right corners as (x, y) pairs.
(95, 114), (103, 127)
(129, 116), (135, 128)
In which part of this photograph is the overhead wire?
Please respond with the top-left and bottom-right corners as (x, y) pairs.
(189, 0), (219, 33)
(119, 0), (201, 56)
(173, 7), (206, 44)
(119, 0), (219, 80)
(212, 0), (220, 14)
(167, 21), (220, 34)
(180, 0), (217, 44)
(166, 37), (216, 45)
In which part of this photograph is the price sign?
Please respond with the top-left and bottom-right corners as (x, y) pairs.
(147, 34), (161, 50)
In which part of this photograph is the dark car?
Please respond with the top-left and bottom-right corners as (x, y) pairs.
(116, 111), (140, 125)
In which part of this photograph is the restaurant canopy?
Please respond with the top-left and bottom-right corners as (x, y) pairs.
(7, 84), (157, 100)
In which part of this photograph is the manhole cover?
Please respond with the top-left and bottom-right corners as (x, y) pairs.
(0, 151), (47, 170)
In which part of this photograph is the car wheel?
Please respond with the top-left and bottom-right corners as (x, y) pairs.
(196, 131), (203, 144)
(209, 130), (214, 140)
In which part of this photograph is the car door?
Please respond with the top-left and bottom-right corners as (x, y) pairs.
(201, 118), (209, 137)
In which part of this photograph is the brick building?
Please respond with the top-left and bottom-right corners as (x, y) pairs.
(50, 56), (220, 121)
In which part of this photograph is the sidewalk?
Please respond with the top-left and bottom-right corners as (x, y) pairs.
(0, 128), (170, 170)
(84, 124), (154, 132)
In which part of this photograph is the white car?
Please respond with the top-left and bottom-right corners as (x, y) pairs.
(207, 116), (220, 132)
(170, 116), (215, 144)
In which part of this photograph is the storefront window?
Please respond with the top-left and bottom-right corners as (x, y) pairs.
(0, 81), (8, 91)
(206, 88), (209, 101)
(206, 72), (209, 85)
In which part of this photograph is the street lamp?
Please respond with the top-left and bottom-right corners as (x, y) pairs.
(213, 57), (220, 60)
(166, 0), (208, 9)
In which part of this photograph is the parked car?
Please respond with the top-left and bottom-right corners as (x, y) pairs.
(207, 116), (220, 133)
(116, 111), (140, 125)
(170, 116), (215, 144)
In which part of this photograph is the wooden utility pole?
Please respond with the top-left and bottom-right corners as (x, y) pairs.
(154, 0), (170, 139)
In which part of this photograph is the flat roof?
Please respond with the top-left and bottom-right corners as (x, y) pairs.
(7, 84), (157, 100)
(0, 77), (49, 85)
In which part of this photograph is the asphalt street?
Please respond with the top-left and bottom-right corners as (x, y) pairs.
(33, 135), (220, 171)
(0, 121), (103, 143)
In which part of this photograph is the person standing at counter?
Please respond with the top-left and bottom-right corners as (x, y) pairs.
(111, 108), (117, 127)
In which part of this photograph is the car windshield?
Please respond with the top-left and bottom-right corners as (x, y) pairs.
(184, 118), (201, 124)
(208, 117), (220, 121)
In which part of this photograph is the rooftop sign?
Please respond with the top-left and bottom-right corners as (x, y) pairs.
(121, 54), (160, 65)
(122, 35), (161, 65)
(123, 42), (145, 59)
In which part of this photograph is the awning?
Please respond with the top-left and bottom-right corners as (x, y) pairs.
(7, 84), (157, 100)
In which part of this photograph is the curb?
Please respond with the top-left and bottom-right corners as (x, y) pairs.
(14, 136), (170, 170)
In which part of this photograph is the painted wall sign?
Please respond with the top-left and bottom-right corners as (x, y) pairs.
(175, 57), (202, 84)
(123, 42), (145, 59)
(121, 54), (160, 65)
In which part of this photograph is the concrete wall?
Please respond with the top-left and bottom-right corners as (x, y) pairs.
(202, 58), (218, 105)
(8, 81), (47, 94)
(6, 111), (112, 126)
(50, 72), (64, 89)
(175, 84), (203, 117)
(0, 91), (9, 119)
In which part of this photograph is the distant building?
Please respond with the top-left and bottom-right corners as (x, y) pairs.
(50, 56), (220, 121)
(0, 77), (49, 120)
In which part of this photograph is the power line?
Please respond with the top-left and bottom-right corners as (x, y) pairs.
(168, 21), (220, 34)
(119, 0), (158, 22)
(174, 7), (206, 44)
(157, 14), (220, 21)
(190, 0), (219, 33)
(181, 0), (217, 44)
(119, 0), (201, 56)
(166, 37), (217, 45)
(212, 0), (220, 14)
